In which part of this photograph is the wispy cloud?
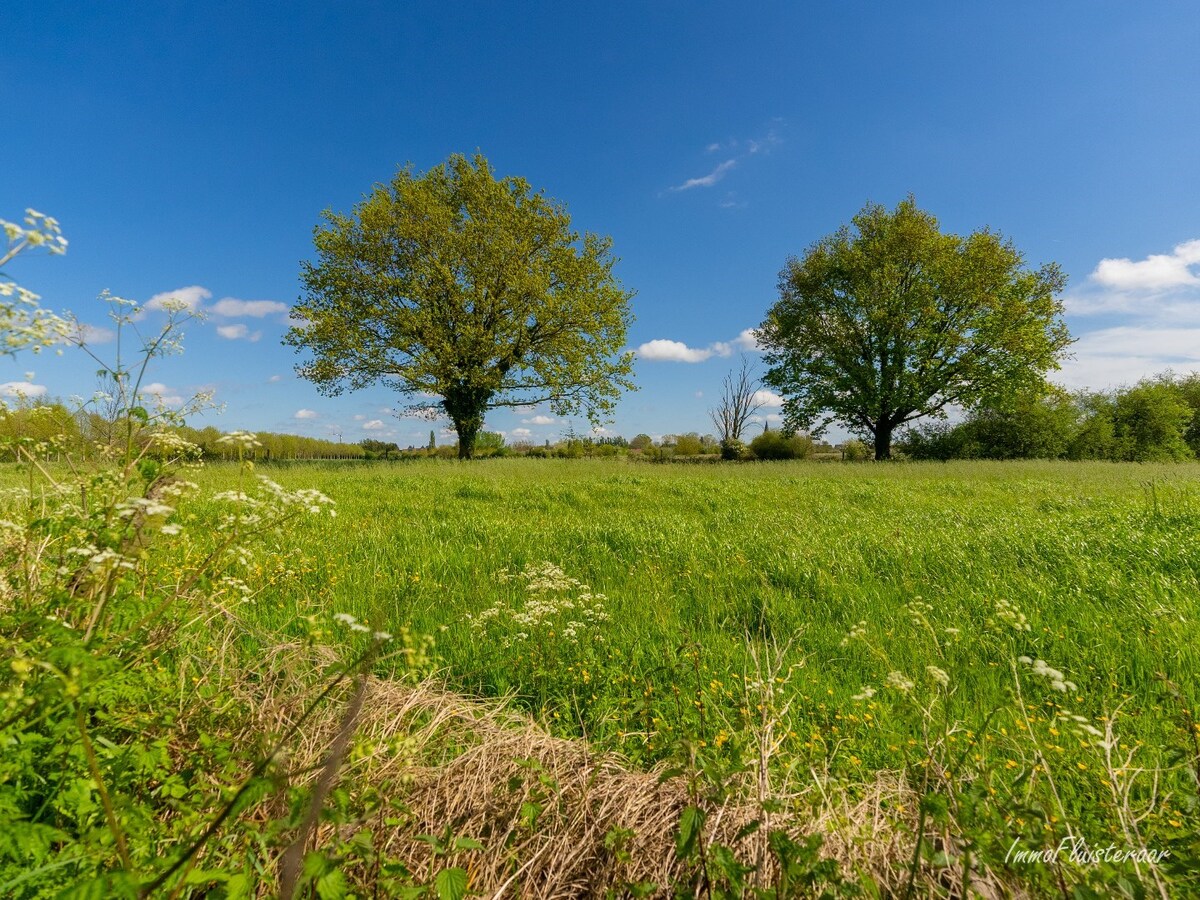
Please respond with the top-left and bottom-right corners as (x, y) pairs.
(671, 159), (737, 192)
(669, 125), (783, 195)
(294, 408), (319, 420)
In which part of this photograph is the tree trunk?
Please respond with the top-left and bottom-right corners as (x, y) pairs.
(455, 420), (480, 460)
(444, 386), (489, 460)
(874, 423), (893, 461)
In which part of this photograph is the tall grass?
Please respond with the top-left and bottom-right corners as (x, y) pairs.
(5, 456), (1197, 894)
(174, 459), (1200, 884)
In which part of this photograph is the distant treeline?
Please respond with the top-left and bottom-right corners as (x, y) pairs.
(0, 407), (368, 460)
(6, 373), (1200, 464)
(361, 431), (857, 461)
(899, 374), (1200, 462)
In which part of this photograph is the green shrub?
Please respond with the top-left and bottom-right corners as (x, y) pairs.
(748, 430), (814, 460)
(840, 438), (872, 461)
(719, 439), (748, 461)
(1110, 381), (1194, 461)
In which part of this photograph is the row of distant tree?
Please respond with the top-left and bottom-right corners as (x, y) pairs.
(1, 400), (841, 463)
(6, 372), (1197, 464)
(0, 406), (369, 461)
(0, 403), (830, 463)
(358, 429), (861, 461)
(898, 374), (1200, 462)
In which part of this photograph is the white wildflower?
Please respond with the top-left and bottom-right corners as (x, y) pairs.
(215, 430), (262, 450)
(840, 620), (868, 647)
(992, 598), (1031, 632)
(885, 671), (915, 694)
(1021, 657), (1077, 694)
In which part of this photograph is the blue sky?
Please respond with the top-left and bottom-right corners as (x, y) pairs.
(3, 2), (1199, 446)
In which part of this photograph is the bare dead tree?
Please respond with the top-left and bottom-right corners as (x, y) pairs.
(710, 358), (764, 448)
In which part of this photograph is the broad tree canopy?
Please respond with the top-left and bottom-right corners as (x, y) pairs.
(286, 153), (635, 458)
(758, 198), (1072, 460)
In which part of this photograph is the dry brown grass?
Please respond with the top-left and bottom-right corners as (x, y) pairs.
(231, 643), (1027, 898)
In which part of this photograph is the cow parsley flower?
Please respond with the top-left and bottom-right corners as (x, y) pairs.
(885, 671), (915, 694)
(926, 665), (950, 688)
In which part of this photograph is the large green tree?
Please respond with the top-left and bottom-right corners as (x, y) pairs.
(285, 153), (636, 458)
(758, 198), (1072, 460)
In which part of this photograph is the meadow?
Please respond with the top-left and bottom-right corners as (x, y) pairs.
(187, 458), (1200, 888)
(6, 454), (1199, 896)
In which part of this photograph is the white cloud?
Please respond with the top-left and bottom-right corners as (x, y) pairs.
(732, 328), (761, 351)
(145, 285), (210, 313)
(69, 323), (115, 345)
(267, 374), (283, 383)
(1054, 237), (1200, 388)
(140, 382), (184, 407)
(362, 419), (386, 431)
(211, 297), (289, 317)
(352, 414), (366, 421)
(0, 381), (47, 398)
(694, 390), (704, 398)
(671, 159), (737, 192)
(217, 324), (249, 340)
(511, 427), (532, 438)
(522, 414), (556, 425)
(751, 389), (784, 407)
(294, 409), (319, 420)
(636, 339), (734, 363)
(636, 329), (762, 363)
(1091, 239), (1200, 293)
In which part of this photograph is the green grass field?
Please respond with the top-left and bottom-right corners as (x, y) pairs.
(5, 455), (1198, 893)
(188, 459), (1199, 859)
